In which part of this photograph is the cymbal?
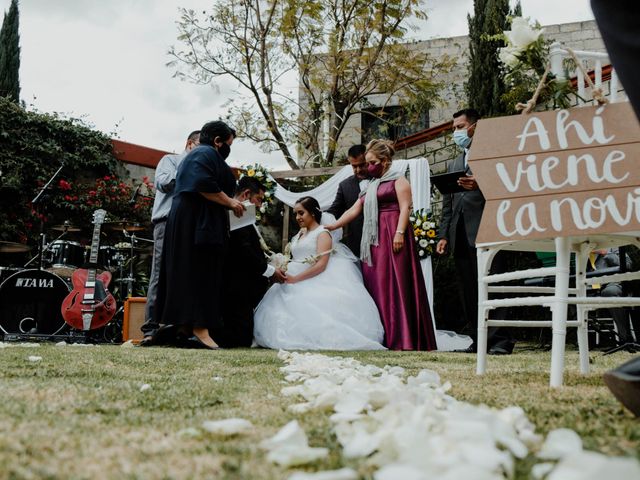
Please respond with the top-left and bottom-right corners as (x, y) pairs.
(103, 221), (149, 232)
(51, 223), (82, 232)
(0, 241), (31, 253)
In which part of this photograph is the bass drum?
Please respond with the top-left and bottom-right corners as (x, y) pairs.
(0, 269), (69, 336)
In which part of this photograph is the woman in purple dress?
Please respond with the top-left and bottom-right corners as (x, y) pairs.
(327, 139), (436, 350)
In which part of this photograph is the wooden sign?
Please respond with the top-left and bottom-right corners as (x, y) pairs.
(468, 102), (640, 243)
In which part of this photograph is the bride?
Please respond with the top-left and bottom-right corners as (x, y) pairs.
(253, 196), (385, 350)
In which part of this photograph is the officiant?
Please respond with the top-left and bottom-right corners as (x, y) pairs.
(218, 176), (287, 347)
(153, 120), (244, 350)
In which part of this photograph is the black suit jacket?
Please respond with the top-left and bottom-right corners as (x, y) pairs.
(327, 175), (364, 257)
(439, 152), (486, 254)
(224, 225), (269, 308)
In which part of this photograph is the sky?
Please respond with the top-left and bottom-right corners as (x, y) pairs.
(2, 0), (595, 170)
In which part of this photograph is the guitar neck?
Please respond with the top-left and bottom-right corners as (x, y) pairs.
(87, 222), (102, 280)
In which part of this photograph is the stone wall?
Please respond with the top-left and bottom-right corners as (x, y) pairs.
(306, 19), (606, 167)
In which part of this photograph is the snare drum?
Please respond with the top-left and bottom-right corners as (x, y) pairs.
(47, 240), (85, 278)
(0, 269), (69, 336)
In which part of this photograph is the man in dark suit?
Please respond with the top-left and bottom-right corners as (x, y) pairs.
(436, 108), (513, 354)
(219, 176), (286, 347)
(327, 145), (369, 258)
(588, 249), (634, 346)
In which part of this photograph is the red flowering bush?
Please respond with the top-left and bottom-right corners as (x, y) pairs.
(47, 175), (154, 226)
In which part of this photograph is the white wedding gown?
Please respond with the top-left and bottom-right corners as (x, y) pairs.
(253, 225), (386, 350)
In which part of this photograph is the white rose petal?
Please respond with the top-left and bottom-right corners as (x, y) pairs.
(139, 383), (151, 392)
(121, 340), (135, 348)
(267, 445), (329, 467)
(265, 191), (271, 197)
(374, 464), (426, 480)
(27, 355), (42, 362)
(419, 250), (424, 256)
(261, 420), (308, 450)
(288, 468), (359, 480)
(548, 451), (640, 480)
(538, 428), (582, 460)
(202, 418), (254, 436)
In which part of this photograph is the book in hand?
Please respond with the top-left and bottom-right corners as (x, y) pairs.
(430, 170), (468, 194)
(229, 201), (256, 231)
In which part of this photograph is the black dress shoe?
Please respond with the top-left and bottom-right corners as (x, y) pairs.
(603, 356), (640, 417)
(489, 340), (515, 355)
(488, 345), (512, 355)
(137, 336), (155, 347)
(454, 344), (477, 353)
(185, 335), (220, 350)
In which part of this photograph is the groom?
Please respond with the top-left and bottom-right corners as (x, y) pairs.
(218, 176), (286, 347)
(327, 144), (369, 257)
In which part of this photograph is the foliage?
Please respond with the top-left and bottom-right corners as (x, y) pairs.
(409, 208), (437, 259)
(0, 0), (20, 103)
(169, 0), (451, 169)
(497, 17), (575, 113)
(0, 97), (135, 244)
(238, 163), (277, 221)
(466, 0), (519, 117)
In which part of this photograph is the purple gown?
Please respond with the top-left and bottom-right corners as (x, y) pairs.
(361, 180), (437, 350)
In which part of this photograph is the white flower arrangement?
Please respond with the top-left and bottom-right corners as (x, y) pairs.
(409, 208), (438, 259)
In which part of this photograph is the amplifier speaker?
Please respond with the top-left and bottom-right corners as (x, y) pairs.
(123, 297), (146, 343)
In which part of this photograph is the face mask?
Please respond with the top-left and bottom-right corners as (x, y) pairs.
(367, 162), (384, 178)
(453, 129), (472, 149)
(217, 143), (231, 160)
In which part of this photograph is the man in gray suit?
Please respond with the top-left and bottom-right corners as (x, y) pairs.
(140, 130), (200, 344)
(327, 145), (369, 257)
(436, 109), (513, 354)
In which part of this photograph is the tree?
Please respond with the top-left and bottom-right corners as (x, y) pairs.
(169, 0), (449, 168)
(466, 0), (521, 117)
(0, 0), (20, 103)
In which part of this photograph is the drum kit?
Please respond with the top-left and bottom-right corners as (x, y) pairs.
(0, 219), (152, 343)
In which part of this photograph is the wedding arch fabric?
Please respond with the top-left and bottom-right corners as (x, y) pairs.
(270, 158), (472, 351)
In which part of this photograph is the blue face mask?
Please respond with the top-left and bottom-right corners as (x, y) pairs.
(453, 129), (472, 149)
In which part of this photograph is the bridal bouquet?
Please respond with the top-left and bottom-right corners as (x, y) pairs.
(410, 208), (437, 259)
(268, 243), (291, 272)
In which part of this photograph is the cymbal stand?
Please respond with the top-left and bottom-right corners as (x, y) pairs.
(29, 162), (65, 270)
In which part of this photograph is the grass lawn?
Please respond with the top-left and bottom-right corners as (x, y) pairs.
(0, 344), (638, 479)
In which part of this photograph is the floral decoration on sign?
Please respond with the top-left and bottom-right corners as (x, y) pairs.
(239, 163), (277, 220)
(410, 208), (437, 259)
(496, 16), (574, 112)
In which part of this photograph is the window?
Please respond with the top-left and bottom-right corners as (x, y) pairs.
(361, 105), (429, 144)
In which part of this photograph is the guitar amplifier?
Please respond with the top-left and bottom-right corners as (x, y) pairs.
(123, 297), (147, 343)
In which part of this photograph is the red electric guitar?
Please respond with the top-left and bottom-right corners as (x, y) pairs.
(61, 209), (117, 330)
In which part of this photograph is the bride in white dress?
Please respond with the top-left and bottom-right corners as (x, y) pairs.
(253, 196), (385, 350)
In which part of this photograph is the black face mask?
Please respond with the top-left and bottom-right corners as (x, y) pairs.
(217, 143), (231, 160)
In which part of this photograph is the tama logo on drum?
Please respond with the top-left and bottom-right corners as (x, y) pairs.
(15, 277), (55, 288)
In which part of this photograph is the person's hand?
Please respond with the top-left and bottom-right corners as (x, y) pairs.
(285, 274), (298, 284)
(393, 232), (404, 253)
(457, 175), (479, 191)
(325, 223), (337, 232)
(436, 239), (448, 255)
(272, 268), (287, 284)
(229, 198), (245, 218)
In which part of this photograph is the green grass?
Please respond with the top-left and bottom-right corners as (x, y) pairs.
(0, 344), (638, 479)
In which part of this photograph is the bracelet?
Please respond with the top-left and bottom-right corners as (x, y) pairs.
(395, 230), (404, 235)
